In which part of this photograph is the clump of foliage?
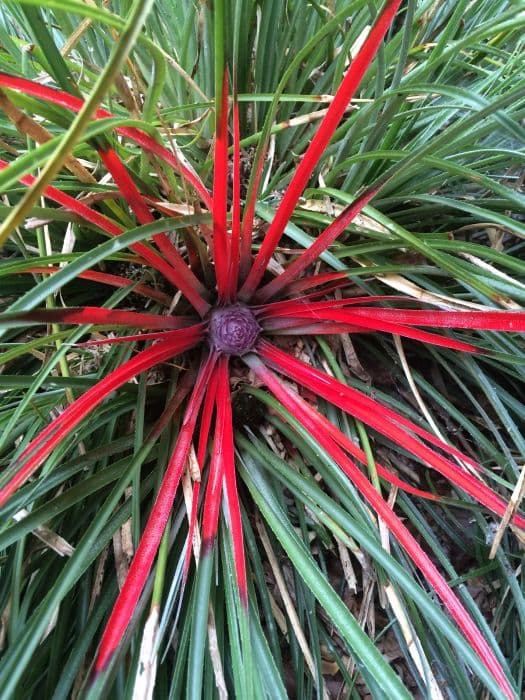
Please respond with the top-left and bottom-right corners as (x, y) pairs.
(0, 1), (524, 698)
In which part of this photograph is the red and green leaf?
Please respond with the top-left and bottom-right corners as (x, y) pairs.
(258, 340), (525, 529)
(0, 326), (205, 508)
(239, 0), (404, 299)
(95, 351), (218, 671)
(244, 353), (515, 699)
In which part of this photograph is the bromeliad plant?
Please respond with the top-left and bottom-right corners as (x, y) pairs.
(1, 0), (525, 697)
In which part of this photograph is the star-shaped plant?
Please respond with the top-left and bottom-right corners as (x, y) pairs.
(0, 1), (524, 698)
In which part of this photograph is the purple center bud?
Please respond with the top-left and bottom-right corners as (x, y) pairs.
(208, 304), (260, 355)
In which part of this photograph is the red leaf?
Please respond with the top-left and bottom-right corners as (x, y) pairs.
(244, 353), (514, 699)
(98, 147), (155, 225)
(0, 326), (205, 508)
(201, 392), (226, 552)
(258, 340), (525, 529)
(216, 358), (248, 605)
(283, 389), (440, 500)
(183, 368), (220, 583)
(345, 307), (525, 331)
(278, 308), (483, 353)
(287, 271), (352, 294)
(258, 295), (414, 318)
(75, 330), (195, 347)
(0, 307), (192, 330)
(0, 159), (210, 314)
(261, 305), (483, 353)
(212, 69), (231, 300)
(255, 184), (382, 302)
(262, 300), (525, 345)
(18, 266), (171, 305)
(0, 73), (213, 211)
(98, 148), (210, 315)
(95, 352), (218, 671)
(228, 94), (242, 300)
(239, 0), (404, 299)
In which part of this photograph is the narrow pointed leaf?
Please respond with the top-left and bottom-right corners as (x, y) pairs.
(95, 352), (218, 671)
(0, 307), (194, 330)
(258, 296), (412, 317)
(17, 266), (171, 305)
(239, 0), (403, 298)
(256, 184), (382, 302)
(76, 330), (196, 347)
(345, 307), (525, 331)
(183, 369), (220, 583)
(0, 72), (213, 210)
(212, 69), (231, 300)
(98, 146), (155, 224)
(228, 94), (242, 299)
(258, 341), (525, 529)
(286, 271), (352, 294)
(216, 359), (248, 605)
(0, 159), (210, 313)
(200, 404), (225, 554)
(244, 354), (515, 699)
(0, 327), (205, 507)
(261, 306), (483, 352)
(99, 147), (209, 307)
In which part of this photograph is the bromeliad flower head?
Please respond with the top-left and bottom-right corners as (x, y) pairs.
(0, 1), (524, 698)
(208, 304), (260, 355)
